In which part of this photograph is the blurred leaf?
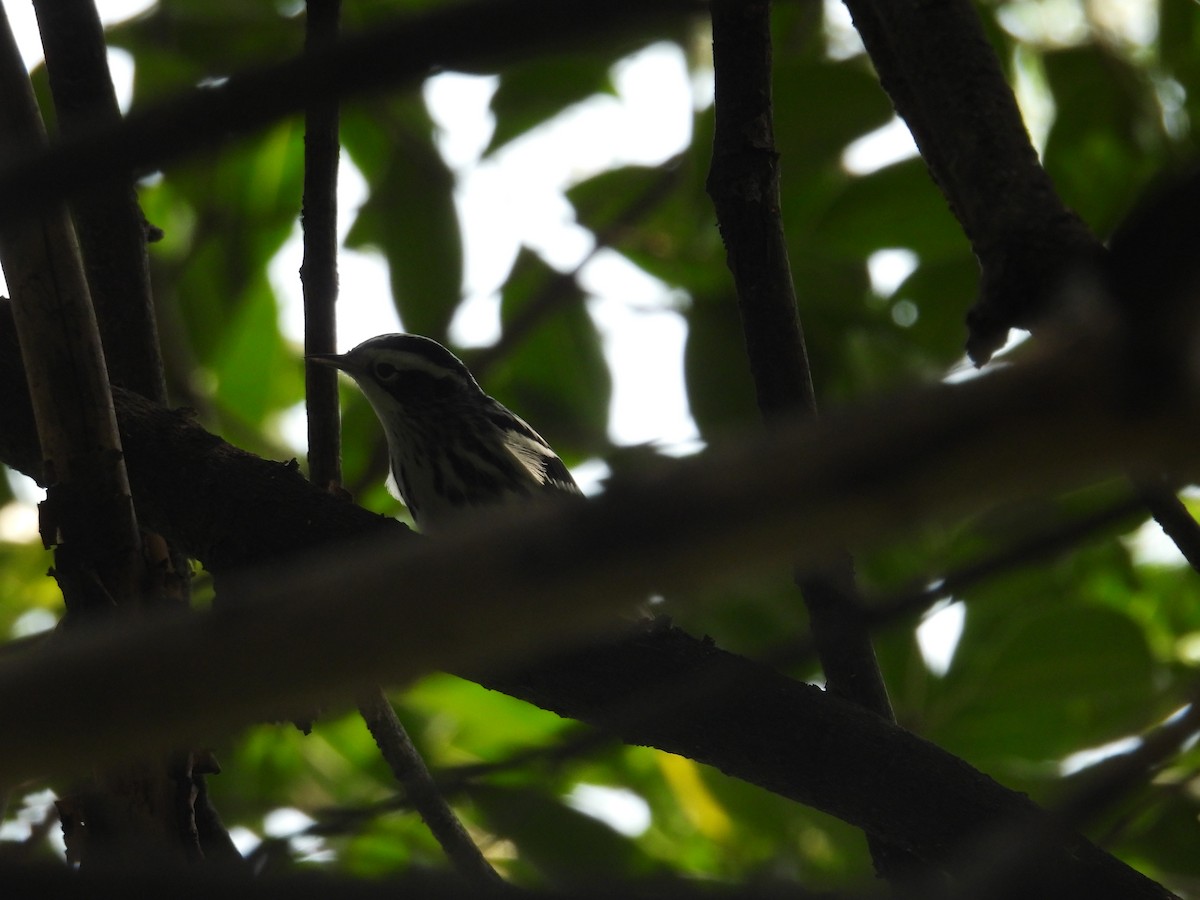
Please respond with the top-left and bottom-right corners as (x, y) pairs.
(770, 1), (830, 60)
(403, 674), (572, 763)
(1041, 45), (1167, 234)
(158, 120), (304, 365)
(890, 254), (978, 365)
(699, 761), (877, 884)
(655, 753), (732, 843)
(336, 388), (398, 511)
(1102, 783), (1200, 888)
(1160, 0), (1200, 152)
(0, 537), (59, 641)
(211, 280), (302, 423)
(809, 159), (969, 264)
(682, 293), (759, 437)
(338, 818), (417, 876)
(568, 107), (725, 297)
(485, 248), (610, 452)
(473, 784), (657, 882)
(773, 58), (893, 166)
(926, 604), (1161, 768)
(343, 103), (462, 342)
(569, 161), (727, 297)
(109, 1), (301, 103)
(488, 55), (616, 153)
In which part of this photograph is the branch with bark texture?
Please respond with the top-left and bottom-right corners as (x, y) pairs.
(0, 3), (142, 612)
(0, 300), (1194, 897)
(22, 0), (225, 864)
(706, 0), (913, 884)
(32, 0), (165, 404)
(843, 0), (1102, 363)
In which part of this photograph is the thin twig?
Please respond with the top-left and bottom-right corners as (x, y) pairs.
(299, 1), (496, 881)
(706, 0), (913, 884)
(309, 725), (611, 836)
(301, 0), (342, 493)
(357, 691), (501, 884)
(761, 493), (1150, 673)
(1139, 483), (1200, 572)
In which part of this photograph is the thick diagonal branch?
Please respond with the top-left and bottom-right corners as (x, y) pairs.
(0, 298), (1192, 897)
(843, 0), (1101, 362)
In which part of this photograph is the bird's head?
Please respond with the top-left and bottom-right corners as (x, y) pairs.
(309, 333), (483, 417)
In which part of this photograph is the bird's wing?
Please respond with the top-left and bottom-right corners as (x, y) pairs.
(494, 407), (582, 496)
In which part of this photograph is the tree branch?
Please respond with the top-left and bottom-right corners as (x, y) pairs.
(0, 298), (1193, 895)
(301, 0), (342, 493)
(0, 4), (142, 612)
(843, 0), (1102, 363)
(356, 690), (500, 884)
(0, 0), (703, 230)
(33, 0), (193, 617)
(0, 3), (210, 865)
(292, 0), (498, 879)
(32, 0), (166, 405)
(706, 0), (912, 883)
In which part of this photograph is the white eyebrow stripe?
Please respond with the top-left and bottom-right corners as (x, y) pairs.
(380, 350), (466, 380)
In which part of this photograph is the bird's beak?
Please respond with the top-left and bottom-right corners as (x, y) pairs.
(307, 352), (350, 372)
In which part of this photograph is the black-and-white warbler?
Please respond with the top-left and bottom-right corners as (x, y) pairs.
(310, 333), (580, 531)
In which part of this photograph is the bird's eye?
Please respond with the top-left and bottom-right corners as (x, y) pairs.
(373, 361), (400, 382)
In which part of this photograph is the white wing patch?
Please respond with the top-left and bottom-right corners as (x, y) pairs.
(504, 429), (560, 484)
(385, 467), (404, 502)
(500, 412), (581, 495)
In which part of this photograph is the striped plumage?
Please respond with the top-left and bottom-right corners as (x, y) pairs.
(310, 333), (580, 531)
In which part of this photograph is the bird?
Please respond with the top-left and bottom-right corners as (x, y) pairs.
(309, 333), (580, 531)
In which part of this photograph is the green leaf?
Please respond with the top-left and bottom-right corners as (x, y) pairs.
(108, 1), (301, 104)
(156, 120), (304, 370)
(485, 248), (611, 454)
(808, 159), (969, 263)
(773, 58), (894, 167)
(567, 107), (725, 297)
(211, 280), (302, 424)
(926, 604), (1160, 768)
(0, 537), (60, 640)
(343, 103), (462, 342)
(682, 293), (759, 437)
(403, 674), (572, 762)
(472, 784), (657, 882)
(1041, 46), (1168, 233)
(1103, 785), (1200, 887)
(488, 55), (616, 154)
(891, 254), (979, 365)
